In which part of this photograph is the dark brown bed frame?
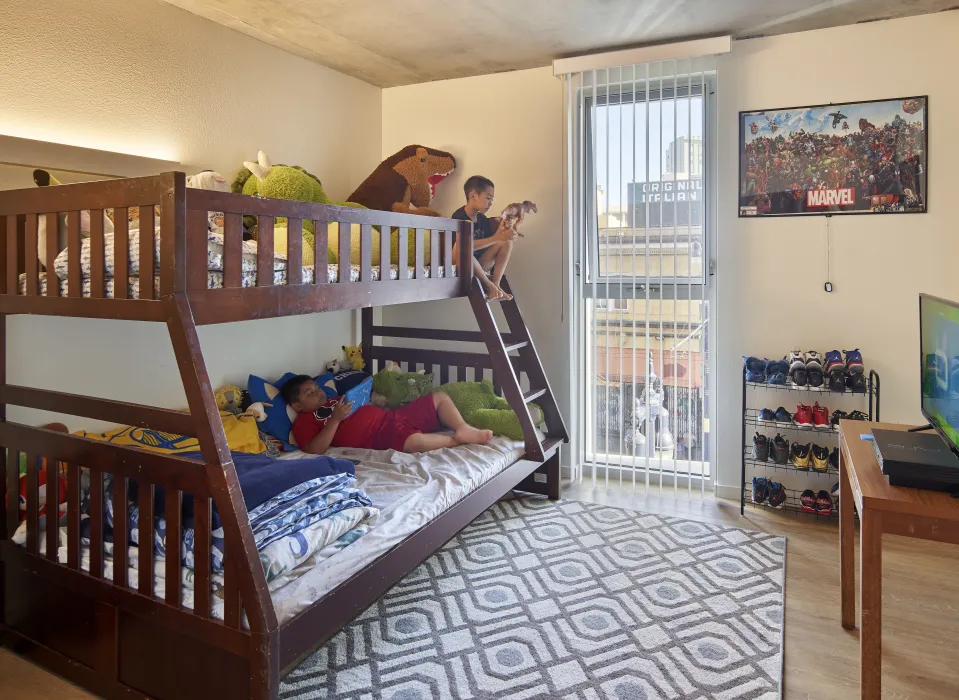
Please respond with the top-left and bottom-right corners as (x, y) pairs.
(0, 173), (567, 699)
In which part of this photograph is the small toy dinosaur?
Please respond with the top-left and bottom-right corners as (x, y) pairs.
(498, 201), (537, 237)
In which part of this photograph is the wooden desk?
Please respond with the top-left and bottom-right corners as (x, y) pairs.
(838, 420), (959, 700)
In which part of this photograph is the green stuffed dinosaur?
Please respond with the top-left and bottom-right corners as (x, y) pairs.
(438, 380), (544, 441)
(233, 151), (365, 264)
(371, 365), (435, 408)
(371, 367), (544, 441)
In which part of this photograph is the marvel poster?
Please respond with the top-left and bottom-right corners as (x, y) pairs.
(739, 96), (927, 217)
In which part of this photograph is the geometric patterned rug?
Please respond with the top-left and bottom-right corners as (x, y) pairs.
(280, 497), (786, 700)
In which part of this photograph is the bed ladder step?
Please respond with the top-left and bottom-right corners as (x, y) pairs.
(503, 341), (528, 353)
(523, 388), (547, 403)
(469, 275), (569, 463)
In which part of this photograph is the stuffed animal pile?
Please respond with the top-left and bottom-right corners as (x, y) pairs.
(370, 365), (544, 441)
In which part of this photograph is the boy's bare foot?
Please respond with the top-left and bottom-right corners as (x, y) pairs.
(455, 425), (494, 445)
(483, 282), (512, 301)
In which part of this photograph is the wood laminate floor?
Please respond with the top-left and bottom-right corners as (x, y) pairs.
(2, 484), (958, 699)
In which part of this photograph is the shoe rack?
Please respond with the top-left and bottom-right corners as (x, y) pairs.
(739, 366), (881, 518)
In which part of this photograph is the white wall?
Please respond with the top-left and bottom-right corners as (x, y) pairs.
(380, 67), (569, 425)
(714, 11), (959, 492)
(0, 0), (382, 429)
(378, 10), (959, 493)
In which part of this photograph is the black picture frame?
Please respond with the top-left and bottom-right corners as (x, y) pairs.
(738, 95), (927, 218)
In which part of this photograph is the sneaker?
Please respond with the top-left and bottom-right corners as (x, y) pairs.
(752, 476), (768, 503)
(752, 433), (769, 461)
(816, 490), (834, 515)
(744, 356), (767, 383)
(812, 402), (830, 429)
(805, 351), (823, 372)
(788, 368), (808, 390)
(774, 407), (792, 424)
(824, 350), (844, 375)
(793, 404), (813, 427)
(811, 443), (829, 471)
(847, 410), (868, 421)
(830, 409), (848, 427)
(788, 350), (805, 373)
(829, 447), (839, 470)
(766, 358), (788, 385)
(767, 481), (787, 507)
(790, 442), (811, 469)
(800, 489), (818, 513)
(807, 366), (824, 389)
(828, 370), (846, 393)
(758, 408), (776, 423)
(846, 373), (867, 394)
(771, 434), (789, 464)
(843, 348), (864, 375)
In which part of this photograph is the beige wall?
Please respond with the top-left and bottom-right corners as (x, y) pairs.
(380, 67), (569, 421)
(379, 10), (959, 491)
(714, 11), (959, 492)
(0, 0), (382, 428)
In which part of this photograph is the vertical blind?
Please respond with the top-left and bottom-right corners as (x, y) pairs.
(561, 57), (716, 495)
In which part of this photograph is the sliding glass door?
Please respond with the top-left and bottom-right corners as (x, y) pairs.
(569, 61), (714, 491)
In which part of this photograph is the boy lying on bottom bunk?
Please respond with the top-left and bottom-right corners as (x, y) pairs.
(281, 375), (494, 454)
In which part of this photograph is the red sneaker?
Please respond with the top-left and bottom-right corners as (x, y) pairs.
(816, 490), (834, 516)
(793, 403), (813, 427)
(812, 402), (829, 430)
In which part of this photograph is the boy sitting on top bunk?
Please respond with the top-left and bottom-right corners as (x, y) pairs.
(282, 375), (493, 455)
(452, 175), (518, 301)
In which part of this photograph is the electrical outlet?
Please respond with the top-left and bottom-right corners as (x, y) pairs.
(534, 473), (547, 483)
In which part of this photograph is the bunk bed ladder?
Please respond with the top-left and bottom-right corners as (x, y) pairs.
(468, 275), (569, 463)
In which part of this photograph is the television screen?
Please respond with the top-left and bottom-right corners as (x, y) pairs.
(920, 294), (959, 453)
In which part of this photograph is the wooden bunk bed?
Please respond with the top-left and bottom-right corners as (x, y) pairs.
(0, 172), (568, 700)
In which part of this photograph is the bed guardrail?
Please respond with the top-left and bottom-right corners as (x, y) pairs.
(0, 173), (474, 324)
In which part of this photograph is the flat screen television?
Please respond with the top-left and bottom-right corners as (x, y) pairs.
(919, 293), (959, 457)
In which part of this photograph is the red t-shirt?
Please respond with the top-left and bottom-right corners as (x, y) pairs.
(292, 396), (348, 449)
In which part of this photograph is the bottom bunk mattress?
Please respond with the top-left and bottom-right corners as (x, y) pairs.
(12, 437), (526, 625)
(270, 437), (527, 623)
(16, 263), (457, 297)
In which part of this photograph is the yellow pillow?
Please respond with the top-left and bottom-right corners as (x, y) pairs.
(325, 224), (439, 268)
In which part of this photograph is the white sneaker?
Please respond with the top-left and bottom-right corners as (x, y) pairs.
(788, 350), (805, 375)
(804, 351), (823, 372)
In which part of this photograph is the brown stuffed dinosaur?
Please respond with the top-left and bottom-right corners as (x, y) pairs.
(349, 145), (456, 217)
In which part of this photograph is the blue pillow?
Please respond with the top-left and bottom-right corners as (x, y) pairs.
(343, 377), (372, 416)
(247, 372), (341, 451)
(313, 372), (339, 399)
(247, 374), (298, 451)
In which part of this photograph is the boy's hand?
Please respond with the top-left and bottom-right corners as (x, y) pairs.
(332, 400), (354, 422)
(492, 218), (519, 242)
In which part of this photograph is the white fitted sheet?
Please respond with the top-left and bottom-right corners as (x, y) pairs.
(269, 436), (527, 623)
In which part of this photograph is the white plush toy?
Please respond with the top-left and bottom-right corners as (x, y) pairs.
(186, 170), (230, 234)
(246, 402), (269, 422)
(325, 359), (342, 373)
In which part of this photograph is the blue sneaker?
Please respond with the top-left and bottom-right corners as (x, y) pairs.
(758, 408), (776, 422)
(766, 357), (788, 385)
(752, 476), (768, 504)
(744, 356), (767, 382)
(774, 406), (792, 423)
(824, 350), (844, 375)
(843, 348), (864, 374)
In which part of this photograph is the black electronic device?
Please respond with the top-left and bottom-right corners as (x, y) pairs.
(872, 429), (959, 492)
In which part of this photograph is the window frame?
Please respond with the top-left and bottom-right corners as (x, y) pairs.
(580, 79), (713, 296)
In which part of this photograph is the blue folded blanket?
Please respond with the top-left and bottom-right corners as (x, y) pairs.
(80, 452), (370, 572)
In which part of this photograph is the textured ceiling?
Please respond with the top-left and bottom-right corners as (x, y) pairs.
(162, 0), (957, 87)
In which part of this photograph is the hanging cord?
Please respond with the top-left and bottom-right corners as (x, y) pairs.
(825, 214), (832, 284)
